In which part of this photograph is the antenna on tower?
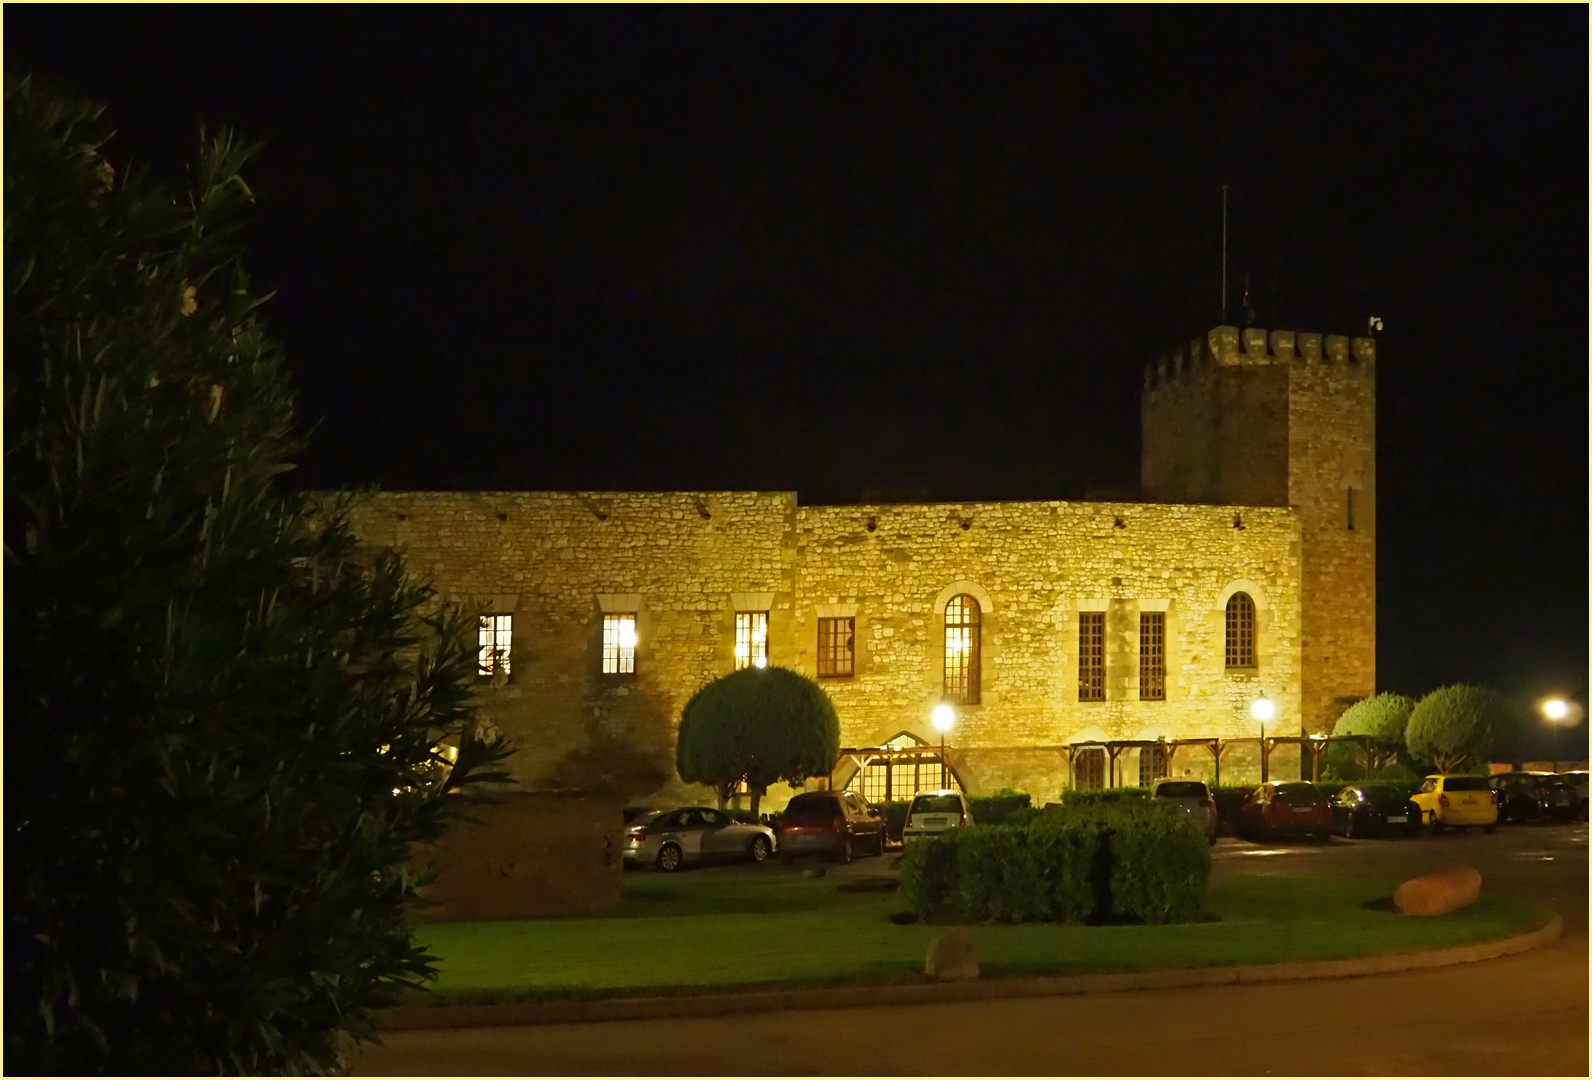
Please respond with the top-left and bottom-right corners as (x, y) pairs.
(1220, 183), (1229, 325)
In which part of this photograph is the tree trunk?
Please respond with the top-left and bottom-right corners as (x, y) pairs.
(715, 782), (732, 810)
(749, 783), (766, 819)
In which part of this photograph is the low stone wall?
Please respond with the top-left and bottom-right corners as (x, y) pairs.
(416, 791), (624, 920)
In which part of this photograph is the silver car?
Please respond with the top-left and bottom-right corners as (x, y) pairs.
(902, 790), (974, 845)
(623, 806), (777, 872)
(1151, 778), (1219, 843)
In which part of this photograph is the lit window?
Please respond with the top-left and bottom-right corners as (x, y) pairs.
(478, 614), (512, 679)
(1078, 612), (1105, 702)
(735, 611), (768, 670)
(943, 595), (980, 705)
(817, 617), (855, 678)
(1139, 744), (1168, 786)
(603, 613), (637, 674)
(1139, 611), (1165, 701)
(1225, 593), (1256, 669)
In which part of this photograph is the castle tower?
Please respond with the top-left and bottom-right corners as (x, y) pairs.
(1141, 325), (1376, 735)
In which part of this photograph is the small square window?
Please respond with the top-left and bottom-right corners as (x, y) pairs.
(817, 617), (855, 677)
(603, 613), (637, 674)
(478, 614), (512, 679)
(735, 611), (768, 670)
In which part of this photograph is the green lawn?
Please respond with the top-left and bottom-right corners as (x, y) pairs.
(408, 865), (1545, 1005)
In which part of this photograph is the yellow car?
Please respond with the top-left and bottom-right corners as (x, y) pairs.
(1410, 774), (1498, 833)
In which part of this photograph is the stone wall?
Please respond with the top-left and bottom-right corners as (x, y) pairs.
(344, 489), (1303, 802)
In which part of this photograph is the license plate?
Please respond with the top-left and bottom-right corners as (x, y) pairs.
(919, 817), (946, 826)
(1387, 815), (1406, 824)
(1292, 806), (1313, 814)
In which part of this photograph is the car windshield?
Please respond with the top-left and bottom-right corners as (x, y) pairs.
(910, 795), (962, 814)
(783, 796), (842, 820)
(1442, 776), (1490, 791)
(1273, 782), (1321, 800)
(1154, 782), (1208, 798)
(1361, 785), (1407, 807)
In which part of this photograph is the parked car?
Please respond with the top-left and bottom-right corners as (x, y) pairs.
(623, 807), (777, 872)
(1488, 771), (1576, 824)
(1150, 778), (1218, 843)
(1410, 774), (1497, 833)
(901, 790), (974, 845)
(1237, 781), (1332, 841)
(1329, 783), (1422, 838)
(622, 806), (660, 825)
(1561, 770), (1589, 818)
(776, 791), (888, 864)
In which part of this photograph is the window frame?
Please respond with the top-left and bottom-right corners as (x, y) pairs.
(1078, 611), (1105, 702)
(816, 616), (856, 678)
(602, 612), (638, 675)
(1138, 610), (1166, 701)
(477, 613), (513, 681)
(734, 611), (769, 670)
(1074, 747), (1106, 790)
(1224, 592), (1257, 670)
(942, 594), (981, 705)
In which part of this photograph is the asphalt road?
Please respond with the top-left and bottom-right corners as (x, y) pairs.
(351, 822), (1587, 1076)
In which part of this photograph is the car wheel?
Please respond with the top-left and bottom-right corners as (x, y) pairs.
(835, 836), (853, 865)
(1483, 823), (1497, 834)
(656, 843), (683, 873)
(1207, 832), (1218, 846)
(1344, 816), (1358, 840)
(748, 836), (771, 863)
(1427, 812), (1442, 835)
(876, 830), (888, 856)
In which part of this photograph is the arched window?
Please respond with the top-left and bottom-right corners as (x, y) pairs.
(1225, 592), (1256, 669)
(943, 594), (981, 704)
(1074, 748), (1105, 790)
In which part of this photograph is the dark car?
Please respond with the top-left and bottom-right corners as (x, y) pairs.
(1488, 771), (1576, 823)
(1238, 781), (1333, 841)
(1329, 783), (1422, 838)
(776, 791), (887, 864)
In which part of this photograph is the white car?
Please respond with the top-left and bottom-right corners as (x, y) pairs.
(1151, 777), (1219, 844)
(901, 790), (974, 845)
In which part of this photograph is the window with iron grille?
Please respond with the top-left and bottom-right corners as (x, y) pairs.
(816, 617), (855, 677)
(1139, 611), (1165, 700)
(1078, 611), (1105, 701)
(735, 611), (768, 670)
(943, 595), (980, 704)
(478, 614), (512, 679)
(1074, 748), (1105, 790)
(1139, 744), (1169, 786)
(1225, 592), (1256, 669)
(602, 613), (637, 674)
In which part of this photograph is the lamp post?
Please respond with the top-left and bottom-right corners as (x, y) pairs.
(932, 704), (955, 788)
(1542, 698), (1570, 772)
(1251, 694), (1275, 782)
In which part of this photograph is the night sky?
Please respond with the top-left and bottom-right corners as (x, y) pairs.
(9, 7), (1587, 735)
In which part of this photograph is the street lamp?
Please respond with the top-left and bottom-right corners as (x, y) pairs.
(932, 704), (955, 788)
(1541, 698), (1571, 772)
(1250, 694), (1276, 782)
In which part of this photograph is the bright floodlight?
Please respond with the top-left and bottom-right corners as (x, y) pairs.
(1543, 698), (1570, 721)
(932, 704), (955, 732)
(1250, 696), (1275, 722)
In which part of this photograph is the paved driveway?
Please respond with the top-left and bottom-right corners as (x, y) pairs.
(351, 822), (1587, 1076)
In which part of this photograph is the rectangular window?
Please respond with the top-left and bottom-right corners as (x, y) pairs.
(816, 617), (855, 677)
(1078, 612), (1105, 702)
(1139, 611), (1165, 701)
(602, 613), (637, 674)
(478, 614), (512, 679)
(1138, 744), (1169, 786)
(1074, 748), (1105, 790)
(735, 611), (768, 670)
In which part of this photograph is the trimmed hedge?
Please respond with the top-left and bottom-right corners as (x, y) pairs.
(900, 799), (1209, 924)
(1056, 786), (1151, 808)
(878, 790), (1036, 841)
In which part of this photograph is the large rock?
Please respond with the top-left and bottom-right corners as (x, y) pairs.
(1394, 865), (1482, 916)
(925, 927), (979, 980)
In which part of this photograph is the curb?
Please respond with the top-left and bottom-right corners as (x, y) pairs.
(378, 909), (1563, 1031)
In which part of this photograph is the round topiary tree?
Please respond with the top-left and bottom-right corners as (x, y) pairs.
(1405, 685), (1522, 773)
(1332, 692), (1415, 775)
(676, 666), (841, 817)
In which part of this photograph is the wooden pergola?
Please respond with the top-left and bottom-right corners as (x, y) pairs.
(827, 741), (964, 799)
(1061, 733), (1395, 788)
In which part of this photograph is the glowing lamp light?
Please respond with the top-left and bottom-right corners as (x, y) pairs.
(753, 655), (768, 668)
(1250, 696), (1275, 723)
(1543, 698), (1570, 722)
(932, 704), (955, 733)
(618, 622), (638, 650)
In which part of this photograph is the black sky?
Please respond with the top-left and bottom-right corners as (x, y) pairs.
(8, 7), (1587, 730)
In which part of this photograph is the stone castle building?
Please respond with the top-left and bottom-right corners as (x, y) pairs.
(345, 325), (1375, 805)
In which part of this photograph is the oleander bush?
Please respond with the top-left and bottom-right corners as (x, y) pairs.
(898, 800), (1209, 925)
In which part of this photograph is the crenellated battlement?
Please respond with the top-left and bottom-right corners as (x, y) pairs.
(1143, 325), (1376, 390)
